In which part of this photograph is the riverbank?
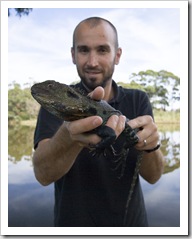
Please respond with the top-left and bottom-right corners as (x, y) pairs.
(153, 110), (180, 124)
(20, 119), (37, 127)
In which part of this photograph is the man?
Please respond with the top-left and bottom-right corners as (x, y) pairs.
(33, 17), (164, 227)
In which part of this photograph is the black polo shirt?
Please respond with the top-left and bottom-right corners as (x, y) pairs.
(34, 80), (152, 227)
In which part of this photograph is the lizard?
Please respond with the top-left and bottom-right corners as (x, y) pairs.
(31, 80), (143, 225)
(31, 80), (140, 154)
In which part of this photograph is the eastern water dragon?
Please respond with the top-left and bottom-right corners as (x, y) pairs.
(31, 80), (143, 226)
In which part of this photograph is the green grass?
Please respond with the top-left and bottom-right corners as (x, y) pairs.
(154, 109), (180, 124)
(20, 119), (37, 127)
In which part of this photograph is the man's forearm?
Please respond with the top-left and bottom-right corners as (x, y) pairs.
(33, 123), (82, 186)
(139, 149), (165, 184)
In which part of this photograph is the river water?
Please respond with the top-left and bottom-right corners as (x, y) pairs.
(8, 124), (180, 227)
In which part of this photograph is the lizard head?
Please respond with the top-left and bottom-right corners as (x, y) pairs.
(31, 80), (92, 121)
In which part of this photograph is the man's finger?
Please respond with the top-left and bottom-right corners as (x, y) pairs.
(66, 116), (103, 135)
(127, 115), (153, 129)
(88, 86), (104, 100)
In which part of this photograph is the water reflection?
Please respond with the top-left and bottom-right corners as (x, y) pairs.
(8, 159), (54, 227)
(8, 125), (34, 162)
(8, 125), (180, 171)
(160, 130), (180, 173)
(141, 168), (180, 227)
(8, 125), (180, 227)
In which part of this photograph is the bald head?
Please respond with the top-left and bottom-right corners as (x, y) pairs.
(72, 17), (119, 50)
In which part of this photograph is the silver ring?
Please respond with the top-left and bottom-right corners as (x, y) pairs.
(143, 139), (147, 147)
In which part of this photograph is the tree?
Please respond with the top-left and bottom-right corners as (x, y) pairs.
(129, 70), (180, 111)
(8, 8), (32, 17)
(117, 81), (145, 91)
(8, 82), (39, 123)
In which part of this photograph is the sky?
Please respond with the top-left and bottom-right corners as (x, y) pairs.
(8, 7), (180, 87)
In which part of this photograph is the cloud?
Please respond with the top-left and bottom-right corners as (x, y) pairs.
(98, 8), (180, 76)
(8, 8), (180, 87)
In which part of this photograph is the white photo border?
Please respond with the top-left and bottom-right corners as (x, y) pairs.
(1, 0), (188, 236)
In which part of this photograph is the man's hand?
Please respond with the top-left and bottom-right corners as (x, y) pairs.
(65, 86), (127, 148)
(128, 115), (160, 151)
(88, 87), (160, 151)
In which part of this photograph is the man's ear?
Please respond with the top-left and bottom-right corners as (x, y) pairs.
(71, 47), (76, 64)
(115, 47), (122, 65)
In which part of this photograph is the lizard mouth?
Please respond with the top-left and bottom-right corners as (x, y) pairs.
(31, 90), (39, 99)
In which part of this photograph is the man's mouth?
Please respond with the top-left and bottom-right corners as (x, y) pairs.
(85, 70), (102, 75)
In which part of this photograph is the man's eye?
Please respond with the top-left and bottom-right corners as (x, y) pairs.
(79, 48), (89, 53)
(98, 47), (109, 54)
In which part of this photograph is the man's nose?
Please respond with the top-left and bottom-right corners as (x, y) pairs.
(87, 52), (98, 67)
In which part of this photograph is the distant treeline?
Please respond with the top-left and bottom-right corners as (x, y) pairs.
(8, 83), (39, 123)
(8, 70), (180, 124)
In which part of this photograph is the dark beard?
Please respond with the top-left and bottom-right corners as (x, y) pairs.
(78, 67), (114, 91)
(80, 76), (112, 92)
(76, 60), (116, 91)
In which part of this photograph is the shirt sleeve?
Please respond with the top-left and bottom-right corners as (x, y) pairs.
(34, 107), (63, 149)
(120, 88), (154, 121)
(135, 90), (154, 118)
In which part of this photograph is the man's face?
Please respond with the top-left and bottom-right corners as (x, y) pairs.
(71, 22), (122, 91)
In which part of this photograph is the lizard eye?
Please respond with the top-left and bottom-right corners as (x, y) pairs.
(47, 83), (54, 88)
